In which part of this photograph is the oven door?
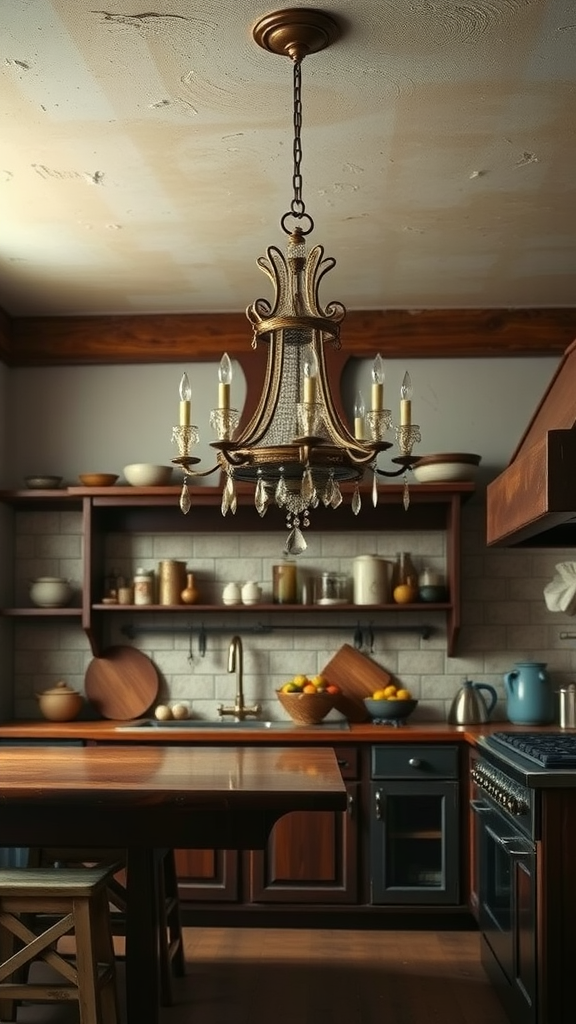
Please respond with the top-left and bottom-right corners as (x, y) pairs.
(471, 797), (537, 1024)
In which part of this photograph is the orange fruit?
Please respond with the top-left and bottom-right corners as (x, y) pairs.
(303, 683), (317, 693)
(326, 684), (340, 695)
(393, 584), (416, 604)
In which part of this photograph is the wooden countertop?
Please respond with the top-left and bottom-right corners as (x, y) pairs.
(0, 718), (539, 746)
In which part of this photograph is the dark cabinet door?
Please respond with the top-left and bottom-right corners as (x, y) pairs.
(248, 782), (359, 904)
(370, 780), (460, 905)
(174, 848), (239, 902)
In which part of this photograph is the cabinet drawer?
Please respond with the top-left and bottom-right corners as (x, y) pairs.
(371, 744), (458, 779)
(332, 746), (359, 779)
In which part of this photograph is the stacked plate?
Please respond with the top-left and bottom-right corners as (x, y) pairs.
(412, 452), (481, 483)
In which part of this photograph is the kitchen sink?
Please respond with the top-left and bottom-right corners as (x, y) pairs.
(115, 718), (350, 731)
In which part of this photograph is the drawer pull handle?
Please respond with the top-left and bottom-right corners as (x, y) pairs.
(347, 793), (354, 817)
(408, 757), (422, 768)
(375, 789), (383, 820)
(337, 759), (349, 768)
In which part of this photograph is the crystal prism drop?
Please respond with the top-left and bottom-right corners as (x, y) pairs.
(403, 474), (411, 511)
(275, 474), (287, 506)
(351, 484), (362, 515)
(284, 526), (307, 556)
(372, 469), (379, 508)
(330, 480), (343, 509)
(221, 486), (230, 517)
(229, 478), (238, 515)
(301, 467), (315, 506)
(179, 481), (191, 515)
(323, 474), (334, 507)
(255, 477), (267, 516)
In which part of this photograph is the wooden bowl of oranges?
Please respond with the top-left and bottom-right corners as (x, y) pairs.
(276, 674), (341, 726)
(364, 683), (418, 724)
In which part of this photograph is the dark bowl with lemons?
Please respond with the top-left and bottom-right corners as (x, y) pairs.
(363, 697), (418, 724)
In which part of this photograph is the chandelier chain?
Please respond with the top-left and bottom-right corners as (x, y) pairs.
(291, 58), (305, 218)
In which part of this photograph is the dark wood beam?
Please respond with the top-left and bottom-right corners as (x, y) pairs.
(4, 307), (576, 366)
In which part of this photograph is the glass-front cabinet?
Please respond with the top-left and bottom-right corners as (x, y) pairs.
(369, 744), (460, 905)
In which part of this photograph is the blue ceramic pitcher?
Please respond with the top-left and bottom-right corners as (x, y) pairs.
(504, 661), (554, 725)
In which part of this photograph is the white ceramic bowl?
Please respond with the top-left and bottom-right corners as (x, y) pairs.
(30, 577), (73, 608)
(123, 464), (173, 487)
(412, 453), (481, 483)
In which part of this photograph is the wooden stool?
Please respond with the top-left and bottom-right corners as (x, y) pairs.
(33, 847), (185, 1006)
(0, 864), (119, 1024)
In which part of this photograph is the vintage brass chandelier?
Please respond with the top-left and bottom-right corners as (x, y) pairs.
(171, 8), (421, 554)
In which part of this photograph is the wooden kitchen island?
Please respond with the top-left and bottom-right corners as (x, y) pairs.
(0, 743), (346, 1024)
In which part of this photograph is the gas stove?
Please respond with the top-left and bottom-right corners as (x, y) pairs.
(484, 730), (576, 769)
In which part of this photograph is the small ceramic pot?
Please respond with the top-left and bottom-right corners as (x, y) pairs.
(241, 581), (262, 605)
(30, 577), (72, 608)
(36, 681), (83, 721)
(222, 582), (241, 605)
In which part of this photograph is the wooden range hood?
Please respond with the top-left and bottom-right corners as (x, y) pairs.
(487, 339), (576, 547)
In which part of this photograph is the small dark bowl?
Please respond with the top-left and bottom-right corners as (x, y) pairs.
(418, 585), (448, 603)
(363, 698), (418, 723)
(24, 475), (63, 489)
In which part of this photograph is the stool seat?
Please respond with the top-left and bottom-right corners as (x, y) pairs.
(31, 846), (185, 1006)
(0, 865), (119, 1024)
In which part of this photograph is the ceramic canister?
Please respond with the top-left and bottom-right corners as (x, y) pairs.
(353, 555), (390, 605)
(158, 560), (186, 605)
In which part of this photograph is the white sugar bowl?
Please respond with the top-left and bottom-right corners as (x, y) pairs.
(30, 576), (73, 608)
(241, 581), (262, 605)
(222, 582), (241, 606)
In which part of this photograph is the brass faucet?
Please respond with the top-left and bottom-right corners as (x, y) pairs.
(217, 635), (261, 721)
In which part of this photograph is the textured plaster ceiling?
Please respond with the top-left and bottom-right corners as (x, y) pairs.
(1, 0), (575, 317)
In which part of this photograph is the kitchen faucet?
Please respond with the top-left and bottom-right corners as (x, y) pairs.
(217, 636), (261, 721)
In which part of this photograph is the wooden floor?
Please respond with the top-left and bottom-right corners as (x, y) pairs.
(11, 926), (510, 1024)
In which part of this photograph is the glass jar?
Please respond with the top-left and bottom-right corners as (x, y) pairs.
(315, 572), (350, 605)
(393, 552), (418, 589)
(272, 561), (297, 604)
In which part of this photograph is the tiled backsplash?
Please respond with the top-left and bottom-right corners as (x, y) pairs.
(11, 503), (576, 722)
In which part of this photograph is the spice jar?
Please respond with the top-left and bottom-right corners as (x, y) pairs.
(134, 568), (154, 605)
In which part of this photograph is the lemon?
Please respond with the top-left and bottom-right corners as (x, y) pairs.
(282, 682), (298, 693)
(293, 674), (308, 688)
(393, 584), (416, 604)
(372, 689), (388, 700)
(383, 684), (397, 698)
(396, 688), (412, 700)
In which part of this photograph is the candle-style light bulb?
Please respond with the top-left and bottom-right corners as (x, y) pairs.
(371, 354), (385, 412)
(354, 391), (366, 440)
(218, 352), (232, 410)
(179, 372), (191, 426)
(400, 371), (413, 426)
(302, 345), (318, 404)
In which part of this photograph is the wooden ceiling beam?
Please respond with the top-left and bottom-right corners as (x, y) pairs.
(3, 307), (575, 366)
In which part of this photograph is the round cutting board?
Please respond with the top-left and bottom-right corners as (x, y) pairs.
(85, 645), (159, 720)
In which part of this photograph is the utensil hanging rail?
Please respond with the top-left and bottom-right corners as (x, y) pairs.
(119, 620), (433, 655)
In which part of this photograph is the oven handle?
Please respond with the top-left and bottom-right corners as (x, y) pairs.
(470, 798), (491, 814)
(498, 836), (535, 856)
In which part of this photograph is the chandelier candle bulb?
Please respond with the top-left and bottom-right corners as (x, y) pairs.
(179, 372), (191, 426)
(400, 371), (412, 427)
(371, 354), (385, 412)
(218, 353), (232, 410)
(354, 392), (366, 440)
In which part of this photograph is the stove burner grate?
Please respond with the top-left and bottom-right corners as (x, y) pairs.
(488, 731), (576, 768)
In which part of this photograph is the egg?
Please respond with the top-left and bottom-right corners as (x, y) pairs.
(171, 703), (189, 720)
(154, 704), (173, 721)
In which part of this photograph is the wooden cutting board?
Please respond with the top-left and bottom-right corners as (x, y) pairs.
(321, 644), (395, 722)
(85, 645), (159, 720)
